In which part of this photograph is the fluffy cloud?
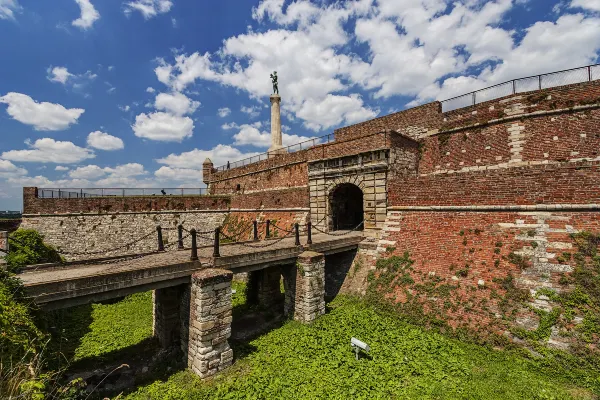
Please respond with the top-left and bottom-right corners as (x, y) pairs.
(2, 138), (95, 164)
(69, 164), (106, 179)
(154, 166), (201, 181)
(46, 66), (97, 93)
(0, 159), (27, 178)
(0, 92), (84, 131)
(124, 0), (172, 19)
(72, 0), (100, 30)
(47, 66), (72, 84)
(55, 166), (69, 171)
(218, 107), (231, 117)
(0, 0), (21, 20)
(157, 144), (260, 170)
(231, 123), (316, 148)
(146, 86), (155, 93)
(154, 92), (200, 115)
(241, 105), (261, 118)
(571, 0), (600, 11)
(132, 112), (194, 142)
(87, 131), (125, 151)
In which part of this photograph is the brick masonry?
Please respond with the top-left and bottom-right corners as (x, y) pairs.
(187, 268), (234, 378)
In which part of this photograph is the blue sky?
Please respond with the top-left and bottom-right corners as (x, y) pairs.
(0, 0), (599, 210)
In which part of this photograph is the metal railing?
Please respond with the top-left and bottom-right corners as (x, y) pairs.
(214, 133), (333, 171)
(440, 63), (600, 112)
(37, 188), (216, 198)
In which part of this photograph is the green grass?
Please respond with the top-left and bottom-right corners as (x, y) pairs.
(125, 296), (598, 400)
(48, 291), (154, 367)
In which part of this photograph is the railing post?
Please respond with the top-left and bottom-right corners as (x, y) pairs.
(157, 225), (164, 251)
(512, 80), (516, 94)
(190, 229), (198, 261)
(295, 223), (300, 246)
(472, 92), (476, 106)
(589, 66), (592, 81)
(178, 224), (184, 249)
(306, 221), (312, 245)
(213, 227), (220, 257)
(266, 220), (271, 238)
(539, 75), (542, 90)
(123, 188), (125, 197)
(253, 220), (258, 241)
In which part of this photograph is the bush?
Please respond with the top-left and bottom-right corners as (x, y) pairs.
(4, 229), (62, 272)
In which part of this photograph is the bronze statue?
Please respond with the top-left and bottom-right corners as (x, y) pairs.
(270, 71), (279, 94)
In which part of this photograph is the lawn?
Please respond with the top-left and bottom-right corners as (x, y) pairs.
(124, 294), (598, 400)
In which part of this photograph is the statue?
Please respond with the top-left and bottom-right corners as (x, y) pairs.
(270, 71), (279, 95)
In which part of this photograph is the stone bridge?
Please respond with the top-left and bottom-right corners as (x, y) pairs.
(19, 231), (363, 378)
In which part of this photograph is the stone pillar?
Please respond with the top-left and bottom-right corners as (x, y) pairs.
(153, 285), (186, 348)
(188, 269), (233, 378)
(268, 94), (286, 157)
(246, 267), (282, 309)
(202, 158), (214, 187)
(281, 264), (297, 317)
(294, 251), (326, 323)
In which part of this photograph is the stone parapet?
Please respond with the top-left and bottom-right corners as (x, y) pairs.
(188, 268), (234, 378)
(294, 251), (326, 323)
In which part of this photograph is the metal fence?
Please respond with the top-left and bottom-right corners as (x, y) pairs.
(441, 63), (600, 112)
(214, 133), (334, 172)
(37, 188), (214, 198)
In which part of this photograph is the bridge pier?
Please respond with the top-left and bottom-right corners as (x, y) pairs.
(187, 269), (233, 378)
(294, 251), (325, 323)
(153, 285), (188, 348)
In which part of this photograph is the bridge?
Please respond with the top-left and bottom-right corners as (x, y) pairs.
(16, 222), (365, 379)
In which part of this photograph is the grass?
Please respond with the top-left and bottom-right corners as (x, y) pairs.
(124, 295), (597, 400)
(47, 291), (155, 368)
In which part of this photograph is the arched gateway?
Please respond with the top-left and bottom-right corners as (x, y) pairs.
(329, 183), (364, 231)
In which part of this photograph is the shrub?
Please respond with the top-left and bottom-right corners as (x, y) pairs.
(4, 229), (62, 273)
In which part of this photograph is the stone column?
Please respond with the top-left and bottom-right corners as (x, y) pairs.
(294, 251), (326, 323)
(268, 94), (286, 157)
(188, 269), (234, 378)
(153, 285), (186, 348)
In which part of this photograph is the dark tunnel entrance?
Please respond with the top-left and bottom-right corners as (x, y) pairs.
(329, 183), (364, 231)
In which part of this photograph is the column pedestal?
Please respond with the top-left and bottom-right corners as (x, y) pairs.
(294, 251), (326, 323)
(268, 94), (287, 158)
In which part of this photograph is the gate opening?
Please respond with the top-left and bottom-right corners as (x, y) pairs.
(329, 183), (364, 231)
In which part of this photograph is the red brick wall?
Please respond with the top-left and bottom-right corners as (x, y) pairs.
(334, 102), (442, 140)
(230, 188), (309, 209)
(389, 161), (600, 207)
(23, 187), (231, 214)
(377, 210), (600, 336)
(222, 210), (309, 241)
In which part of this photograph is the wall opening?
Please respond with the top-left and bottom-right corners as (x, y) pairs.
(329, 183), (364, 231)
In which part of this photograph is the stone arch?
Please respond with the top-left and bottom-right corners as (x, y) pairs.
(327, 182), (364, 231)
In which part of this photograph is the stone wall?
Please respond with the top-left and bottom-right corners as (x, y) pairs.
(294, 251), (326, 323)
(21, 211), (228, 260)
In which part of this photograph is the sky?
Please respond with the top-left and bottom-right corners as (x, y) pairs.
(0, 0), (599, 210)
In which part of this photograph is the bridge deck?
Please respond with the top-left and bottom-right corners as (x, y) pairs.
(19, 231), (363, 309)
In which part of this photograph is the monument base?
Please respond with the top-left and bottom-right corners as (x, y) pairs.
(267, 145), (287, 158)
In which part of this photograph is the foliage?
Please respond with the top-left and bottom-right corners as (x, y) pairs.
(126, 296), (598, 399)
(3, 229), (62, 273)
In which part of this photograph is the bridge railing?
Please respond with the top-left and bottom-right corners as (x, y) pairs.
(440, 63), (600, 112)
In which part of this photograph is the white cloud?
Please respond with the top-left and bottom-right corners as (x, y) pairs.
(124, 0), (172, 19)
(241, 105), (261, 118)
(0, 159), (27, 179)
(55, 166), (69, 171)
(132, 111), (194, 142)
(146, 86), (155, 93)
(87, 131), (124, 151)
(157, 144), (260, 170)
(72, 0), (100, 30)
(47, 66), (73, 84)
(571, 0), (600, 12)
(231, 123), (316, 148)
(68, 163), (148, 185)
(119, 105), (130, 112)
(154, 92), (200, 115)
(0, 0), (21, 20)
(69, 164), (106, 179)
(218, 107), (231, 117)
(0, 92), (84, 131)
(2, 138), (95, 164)
(154, 166), (201, 181)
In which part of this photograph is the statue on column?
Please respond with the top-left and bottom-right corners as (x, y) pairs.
(270, 71), (279, 94)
